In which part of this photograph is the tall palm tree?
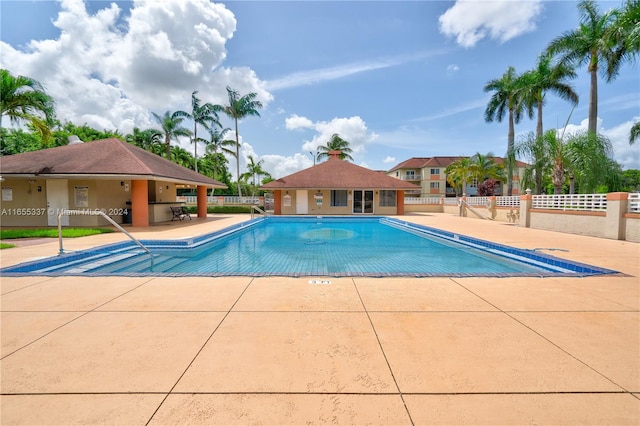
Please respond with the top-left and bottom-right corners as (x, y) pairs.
(240, 155), (271, 197)
(220, 86), (263, 197)
(520, 52), (579, 141)
(316, 134), (354, 162)
(470, 152), (506, 184)
(609, 0), (640, 65)
(151, 110), (191, 159)
(1, 69), (55, 139)
(483, 66), (530, 196)
(546, 0), (619, 135)
(630, 121), (640, 144)
(176, 91), (220, 173)
(204, 126), (235, 181)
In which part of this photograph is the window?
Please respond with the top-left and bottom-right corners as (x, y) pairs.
(430, 182), (440, 189)
(379, 190), (396, 207)
(331, 190), (347, 206)
(405, 170), (415, 180)
(430, 168), (439, 175)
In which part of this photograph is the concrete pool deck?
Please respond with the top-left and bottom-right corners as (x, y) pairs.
(1, 213), (638, 425)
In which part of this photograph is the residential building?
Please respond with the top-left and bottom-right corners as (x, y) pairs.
(387, 156), (528, 197)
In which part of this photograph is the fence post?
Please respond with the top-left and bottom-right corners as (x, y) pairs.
(604, 192), (628, 240)
(519, 190), (532, 228)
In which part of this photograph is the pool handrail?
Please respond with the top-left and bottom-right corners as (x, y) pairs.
(57, 209), (151, 255)
(250, 205), (268, 219)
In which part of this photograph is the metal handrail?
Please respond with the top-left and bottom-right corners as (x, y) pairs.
(250, 205), (268, 219)
(57, 209), (151, 255)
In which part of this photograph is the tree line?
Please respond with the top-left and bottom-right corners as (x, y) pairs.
(482, 0), (639, 195)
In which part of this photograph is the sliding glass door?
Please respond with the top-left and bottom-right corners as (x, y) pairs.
(353, 190), (374, 214)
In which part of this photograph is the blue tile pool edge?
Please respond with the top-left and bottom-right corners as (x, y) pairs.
(0, 216), (621, 278)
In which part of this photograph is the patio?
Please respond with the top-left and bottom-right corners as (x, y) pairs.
(1, 214), (638, 425)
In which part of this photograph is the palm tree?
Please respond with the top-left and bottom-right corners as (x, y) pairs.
(546, 0), (620, 135)
(316, 134), (355, 162)
(515, 131), (552, 195)
(204, 126), (235, 181)
(220, 86), (263, 197)
(445, 157), (476, 196)
(609, 0), (640, 65)
(1, 69), (55, 139)
(151, 110), (191, 159)
(240, 155), (271, 197)
(470, 152), (506, 185)
(125, 127), (163, 155)
(170, 146), (195, 169)
(483, 66), (530, 196)
(630, 121), (640, 144)
(520, 52), (579, 141)
(176, 91), (220, 173)
(564, 130), (622, 193)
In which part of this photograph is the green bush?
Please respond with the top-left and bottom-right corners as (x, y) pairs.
(182, 205), (263, 214)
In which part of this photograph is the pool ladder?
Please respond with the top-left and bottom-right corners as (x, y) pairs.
(250, 205), (269, 219)
(57, 209), (151, 255)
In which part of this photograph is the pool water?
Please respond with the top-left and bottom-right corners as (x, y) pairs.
(1, 217), (616, 277)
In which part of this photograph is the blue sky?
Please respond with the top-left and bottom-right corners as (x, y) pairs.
(1, 0), (638, 179)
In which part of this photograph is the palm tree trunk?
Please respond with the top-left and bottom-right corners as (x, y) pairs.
(193, 123), (198, 173)
(165, 136), (171, 159)
(235, 118), (242, 197)
(507, 110), (515, 196)
(588, 55), (598, 135)
(536, 98), (543, 141)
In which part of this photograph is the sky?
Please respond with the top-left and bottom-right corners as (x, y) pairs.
(1, 0), (638, 181)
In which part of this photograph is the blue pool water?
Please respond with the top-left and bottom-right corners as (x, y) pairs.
(1, 217), (616, 277)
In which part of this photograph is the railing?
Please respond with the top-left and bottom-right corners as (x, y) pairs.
(57, 209), (150, 255)
(629, 193), (640, 214)
(404, 197), (442, 205)
(443, 197), (459, 205)
(465, 196), (490, 207)
(178, 195), (261, 205)
(250, 205), (268, 219)
(496, 196), (520, 207)
(532, 194), (607, 211)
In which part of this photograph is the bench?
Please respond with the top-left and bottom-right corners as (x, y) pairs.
(170, 206), (191, 221)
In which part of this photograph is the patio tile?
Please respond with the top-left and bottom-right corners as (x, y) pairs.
(0, 276), (53, 295)
(354, 277), (496, 312)
(369, 312), (622, 393)
(1, 311), (225, 393)
(563, 276), (640, 310)
(0, 277), (150, 311)
(1, 311), (84, 358)
(150, 394), (411, 425)
(233, 277), (363, 311)
(404, 393), (640, 425)
(97, 276), (251, 311)
(456, 277), (636, 312)
(512, 312), (640, 392)
(174, 312), (395, 393)
(0, 394), (164, 426)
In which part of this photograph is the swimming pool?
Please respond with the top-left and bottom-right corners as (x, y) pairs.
(1, 217), (617, 277)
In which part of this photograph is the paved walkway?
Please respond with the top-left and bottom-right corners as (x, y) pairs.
(1, 214), (638, 425)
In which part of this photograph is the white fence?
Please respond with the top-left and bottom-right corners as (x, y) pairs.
(404, 197), (442, 205)
(531, 194), (607, 211)
(629, 193), (640, 214)
(496, 196), (520, 207)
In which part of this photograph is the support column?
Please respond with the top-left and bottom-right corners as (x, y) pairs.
(519, 193), (532, 228)
(396, 190), (405, 215)
(604, 192), (628, 240)
(196, 186), (207, 218)
(274, 190), (282, 215)
(131, 180), (149, 227)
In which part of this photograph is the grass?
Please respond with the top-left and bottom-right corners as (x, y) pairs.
(0, 228), (114, 240)
(0, 243), (16, 249)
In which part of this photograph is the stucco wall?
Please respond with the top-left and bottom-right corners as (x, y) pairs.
(624, 215), (639, 243)
(277, 189), (401, 215)
(529, 210), (606, 238)
(0, 178), (48, 226)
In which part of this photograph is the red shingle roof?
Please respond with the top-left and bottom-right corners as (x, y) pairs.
(261, 154), (419, 190)
(388, 156), (528, 171)
(0, 138), (226, 188)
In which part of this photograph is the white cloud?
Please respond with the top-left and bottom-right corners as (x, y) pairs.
(383, 156), (397, 164)
(438, 0), (543, 48)
(260, 153), (314, 179)
(285, 114), (315, 130)
(447, 64), (460, 72)
(296, 116), (378, 156)
(0, 0), (272, 135)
